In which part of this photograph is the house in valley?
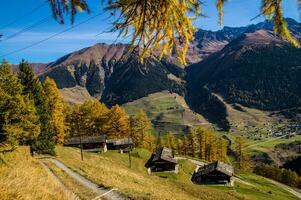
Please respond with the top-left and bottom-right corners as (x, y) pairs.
(191, 161), (234, 186)
(64, 135), (107, 152)
(145, 147), (178, 173)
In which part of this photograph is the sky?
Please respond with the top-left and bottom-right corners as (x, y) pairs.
(0, 0), (299, 64)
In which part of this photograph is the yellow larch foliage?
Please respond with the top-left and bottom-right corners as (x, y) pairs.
(105, 105), (130, 138)
(43, 77), (66, 144)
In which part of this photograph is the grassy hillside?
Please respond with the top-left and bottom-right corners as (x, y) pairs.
(56, 146), (300, 200)
(0, 147), (72, 200)
(123, 91), (210, 135)
(56, 146), (244, 200)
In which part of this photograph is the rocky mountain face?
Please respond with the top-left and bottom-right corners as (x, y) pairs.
(186, 29), (301, 130)
(34, 18), (301, 130)
(40, 43), (185, 106)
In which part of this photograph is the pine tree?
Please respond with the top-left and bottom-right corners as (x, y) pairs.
(18, 61), (55, 155)
(43, 77), (66, 144)
(105, 105), (129, 138)
(0, 61), (40, 152)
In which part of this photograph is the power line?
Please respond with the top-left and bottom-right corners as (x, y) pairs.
(0, 13), (104, 58)
(0, 15), (52, 42)
(0, 1), (48, 30)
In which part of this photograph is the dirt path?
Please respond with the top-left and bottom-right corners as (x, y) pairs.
(38, 160), (81, 200)
(43, 158), (129, 200)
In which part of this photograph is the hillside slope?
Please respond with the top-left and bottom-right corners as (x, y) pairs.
(40, 43), (185, 105)
(123, 91), (210, 135)
(186, 30), (301, 130)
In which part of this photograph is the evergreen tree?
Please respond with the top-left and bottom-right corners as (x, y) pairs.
(18, 61), (55, 155)
(0, 61), (40, 152)
(43, 77), (66, 144)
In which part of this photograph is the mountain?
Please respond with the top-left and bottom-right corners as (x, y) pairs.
(33, 18), (301, 132)
(186, 29), (301, 130)
(40, 43), (185, 106)
(186, 18), (301, 64)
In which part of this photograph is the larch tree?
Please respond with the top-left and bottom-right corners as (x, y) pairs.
(130, 109), (152, 148)
(0, 61), (40, 152)
(143, 131), (156, 151)
(196, 127), (206, 160)
(47, 0), (301, 64)
(65, 104), (85, 138)
(217, 137), (228, 162)
(18, 61), (55, 155)
(187, 127), (198, 157)
(166, 131), (176, 150)
(43, 77), (66, 144)
(105, 105), (130, 138)
(80, 100), (110, 136)
(234, 136), (251, 171)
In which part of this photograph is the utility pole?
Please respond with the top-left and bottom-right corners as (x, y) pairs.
(80, 135), (84, 161)
(77, 115), (84, 161)
(128, 134), (132, 168)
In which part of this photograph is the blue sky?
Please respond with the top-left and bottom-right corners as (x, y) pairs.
(0, 0), (299, 64)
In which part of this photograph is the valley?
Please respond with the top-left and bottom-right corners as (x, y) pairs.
(30, 18), (300, 168)
(2, 10), (301, 199)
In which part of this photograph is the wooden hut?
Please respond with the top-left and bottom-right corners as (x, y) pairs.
(106, 138), (133, 152)
(146, 147), (178, 173)
(192, 161), (234, 185)
(64, 135), (107, 152)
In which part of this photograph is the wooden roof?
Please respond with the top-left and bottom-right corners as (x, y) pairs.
(64, 135), (106, 145)
(196, 161), (234, 177)
(106, 138), (133, 146)
(152, 147), (177, 164)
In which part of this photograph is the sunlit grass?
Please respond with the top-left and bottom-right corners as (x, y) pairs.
(0, 147), (72, 200)
(56, 146), (244, 200)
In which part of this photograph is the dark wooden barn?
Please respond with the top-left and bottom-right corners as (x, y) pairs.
(106, 138), (133, 152)
(192, 161), (234, 185)
(64, 135), (107, 152)
(145, 147), (178, 173)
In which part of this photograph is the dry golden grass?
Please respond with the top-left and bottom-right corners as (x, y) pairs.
(43, 160), (100, 200)
(56, 146), (246, 200)
(0, 147), (73, 200)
